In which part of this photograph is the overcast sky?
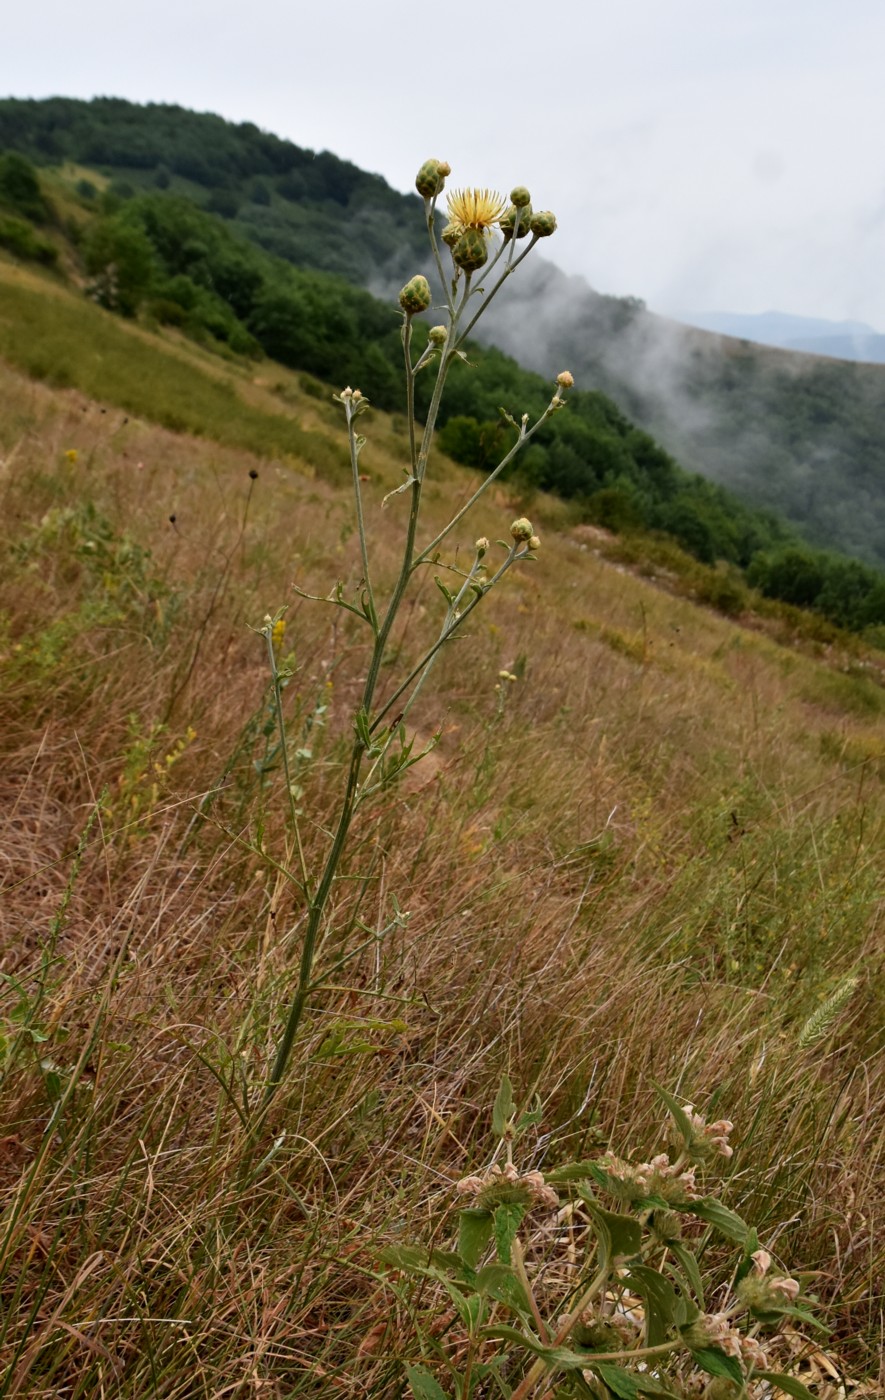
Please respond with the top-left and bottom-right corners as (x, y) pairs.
(4, 0), (884, 329)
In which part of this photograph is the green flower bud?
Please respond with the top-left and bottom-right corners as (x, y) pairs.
(452, 228), (488, 273)
(499, 203), (533, 241)
(398, 275), (432, 316)
(530, 209), (557, 237)
(528, 535), (541, 551)
(415, 159), (449, 199)
(510, 517), (534, 542)
(428, 324), (448, 346)
(510, 185), (531, 208)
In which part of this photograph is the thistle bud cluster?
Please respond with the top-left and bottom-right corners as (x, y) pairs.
(456, 1161), (559, 1212)
(415, 158), (451, 199)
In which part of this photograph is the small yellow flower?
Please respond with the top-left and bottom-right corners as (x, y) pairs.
(446, 188), (507, 238)
(64, 449), (78, 464)
(271, 618), (286, 656)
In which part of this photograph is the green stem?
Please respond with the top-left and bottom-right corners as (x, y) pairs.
(345, 398), (377, 630)
(265, 628), (309, 893)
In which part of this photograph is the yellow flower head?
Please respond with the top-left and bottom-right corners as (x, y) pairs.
(446, 188), (507, 238)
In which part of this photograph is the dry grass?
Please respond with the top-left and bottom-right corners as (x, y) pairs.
(1, 347), (884, 1396)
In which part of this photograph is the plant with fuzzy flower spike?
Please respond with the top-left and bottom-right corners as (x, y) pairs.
(255, 159), (572, 1106)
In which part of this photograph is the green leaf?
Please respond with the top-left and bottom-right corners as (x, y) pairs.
(626, 1265), (680, 1345)
(494, 1202), (525, 1264)
(667, 1242), (704, 1309)
(755, 1372), (819, 1400)
(458, 1208), (494, 1268)
(492, 1075), (516, 1137)
(689, 1348), (744, 1384)
(577, 1188), (642, 1266)
(406, 1364), (449, 1400)
(545, 1160), (602, 1184)
(652, 1084), (695, 1147)
(684, 1197), (749, 1245)
(590, 1362), (641, 1398)
(516, 1096), (543, 1134)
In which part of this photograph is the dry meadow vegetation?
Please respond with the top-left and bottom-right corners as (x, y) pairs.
(0, 268), (884, 1396)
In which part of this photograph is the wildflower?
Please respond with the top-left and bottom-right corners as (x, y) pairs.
(456, 1163), (558, 1211)
(679, 1104), (735, 1161)
(452, 229), (489, 273)
(499, 203), (532, 241)
(530, 210), (557, 237)
(510, 517), (534, 542)
(398, 275), (432, 316)
(428, 325), (448, 346)
(271, 618), (286, 656)
(510, 185), (531, 209)
(528, 535), (540, 551)
(556, 371), (574, 389)
(475, 536), (490, 554)
(445, 188), (507, 238)
(415, 158), (450, 199)
(64, 449), (78, 464)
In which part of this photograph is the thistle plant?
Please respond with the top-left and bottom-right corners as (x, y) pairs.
(384, 1083), (826, 1400)
(257, 160), (571, 1104)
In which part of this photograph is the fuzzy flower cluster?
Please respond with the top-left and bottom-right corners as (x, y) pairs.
(456, 1161), (559, 1212)
(681, 1105), (734, 1161)
(685, 1313), (770, 1373)
(737, 1249), (801, 1314)
(601, 1150), (700, 1206)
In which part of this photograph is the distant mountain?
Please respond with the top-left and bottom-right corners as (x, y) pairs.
(672, 310), (885, 365)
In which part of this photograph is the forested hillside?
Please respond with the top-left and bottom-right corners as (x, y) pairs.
(2, 98), (885, 635)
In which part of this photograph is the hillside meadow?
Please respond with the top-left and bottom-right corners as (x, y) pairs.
(0, 268), (884, 1396)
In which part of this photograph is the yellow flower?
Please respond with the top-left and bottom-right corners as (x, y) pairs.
(64, 449), (79, 464)
(445, 188), (506, 238)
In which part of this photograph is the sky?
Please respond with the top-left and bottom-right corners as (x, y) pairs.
(4, 0), (885, 329)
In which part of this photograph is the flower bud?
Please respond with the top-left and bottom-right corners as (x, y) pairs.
(398, 275), (432, 316)
(530, 210), (557, 237)
(510, 185), (531, 208)
(510, 517), (534, 542)
(528, 535), (541, 551)
(415, 159), (449, 199)
(475, 536), (489, 554)
(440, 222), (461, 248)
(452, 229), (488, 273)
(499, 203), (533, 241)
(556, 370), (574, 389)
(428, 324), (448, 346)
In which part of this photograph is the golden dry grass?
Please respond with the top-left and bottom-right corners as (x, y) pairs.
(1, 342), (883, 1396)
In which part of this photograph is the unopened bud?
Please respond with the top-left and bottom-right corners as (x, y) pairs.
(452, 228), (488, 273)
(510, 185), (531, 208)
(528, 535), (541, 550)
(556, 370), (574, 389)
(530, 210), (557, 237)
(415, 159), (448, 199)
(510, 517), (534, 542)
(499, 203), (532, 241)
(440, 222), (461, 248)
(398, 275), (432, 316)
(429, 324), (448, 346)
(475, 536), (489, 554)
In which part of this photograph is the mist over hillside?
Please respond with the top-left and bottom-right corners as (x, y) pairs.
(2, 95), (885, 572)
(473, 260), (885, 569)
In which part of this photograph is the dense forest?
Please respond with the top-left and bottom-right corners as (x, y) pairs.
(1, 98), (885, 634)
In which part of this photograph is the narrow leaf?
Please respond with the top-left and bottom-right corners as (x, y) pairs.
(684, 1197), (749, 1245)
(755, 1372), (819, 1400)
(494, 1202), (525, 1265)
(626, 1264), (680, 1346)
(667, 1242), (704, 1309)
(652, 1083), (695, 1147)
(492, 1075), (516, 1137)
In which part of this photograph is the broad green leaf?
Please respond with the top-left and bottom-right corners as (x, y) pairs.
(481, 1325), (590, 1371)
(406, 1364), (449, 1400)
(516, 1096), (543, 1133)
(626, 1264), (680, 1345)
(458, 1208), (494, 1268)
(684, 1197), (749, 1245)
(492, 1075), (516, 1137)
(578, 1188), (642, 1265)
(545, 1160), (604, 1184)
(494, 1202), (525, 1264)
(755, 1372), (819, 1400)
(463, 1292), (485, 1333)
(477, 1263), (531, 1314)
(652, 1083), (695, 1147)
(667, 1242), (704, 1309)
(689, 1347), (744, 1384)
(590, 1362), (641, 1398)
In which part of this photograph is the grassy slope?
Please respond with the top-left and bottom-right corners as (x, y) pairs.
(0, 263), (884, 1394)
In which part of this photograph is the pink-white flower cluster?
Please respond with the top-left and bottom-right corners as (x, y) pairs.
(682, 1105), (734, 1159)
(602, 1150), (700, 1204)
(456, 1161), (559, 1210)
